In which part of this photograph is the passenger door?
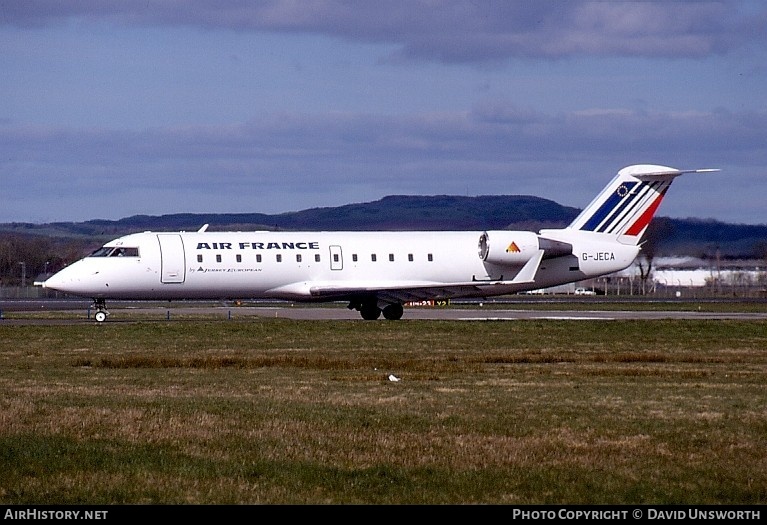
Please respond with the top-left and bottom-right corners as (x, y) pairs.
(157, 234), (186, 283)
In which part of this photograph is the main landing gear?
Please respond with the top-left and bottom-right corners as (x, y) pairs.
(349, 299), (404, 320)
(92, 298), (109, 322)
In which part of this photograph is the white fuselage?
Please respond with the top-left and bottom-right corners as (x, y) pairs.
(43, 229), (639, 302)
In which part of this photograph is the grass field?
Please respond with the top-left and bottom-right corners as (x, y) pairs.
(0, 313), (765, 504)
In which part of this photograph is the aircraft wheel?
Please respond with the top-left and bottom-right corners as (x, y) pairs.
(382, 303), (404, 320)
(360, 304), (381, 320)
(94, 311), (108, 322)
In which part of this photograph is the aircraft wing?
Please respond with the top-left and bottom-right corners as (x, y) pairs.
(268, 250), (544, 303)
(267, 278), (530, 302)
(308, 280), (528, 303)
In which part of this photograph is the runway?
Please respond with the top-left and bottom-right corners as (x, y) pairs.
(2, 298), (767, 323)
(213, 304), (767, 321)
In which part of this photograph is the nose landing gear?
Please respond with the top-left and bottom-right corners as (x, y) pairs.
(92, 299), (109, 322)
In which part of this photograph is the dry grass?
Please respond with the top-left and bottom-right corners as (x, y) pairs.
(0, 316), (765, 504)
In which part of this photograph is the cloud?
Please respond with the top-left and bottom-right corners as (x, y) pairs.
(4, 106), (765, 171)
(3, 106), (760, 168)
(2, 105), (765, 221)
(4, 1), (765, 61)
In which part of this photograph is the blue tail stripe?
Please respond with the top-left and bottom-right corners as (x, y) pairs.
(595, 183), (647, 233)
(599, 181), (659, 234)
(580, 181), (639, 232)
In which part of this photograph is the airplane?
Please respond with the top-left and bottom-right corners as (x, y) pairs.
(40, 164), (717, 321)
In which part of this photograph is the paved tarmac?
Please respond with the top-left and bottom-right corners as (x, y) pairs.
(2, 298), (767, 323)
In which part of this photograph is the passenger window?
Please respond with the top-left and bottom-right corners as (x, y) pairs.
(216, 254), (222, 263)
(256, 254), (262, 263)
(408, 254), (414, 262)
(428, 254), (434, 262)
(276, 254), (282, 263)
(236, 254), (242, 263)
(352, 254), (358, 262)
(197, 254), (203, 263)
(371, 254), (377, 262)
(296, 254), (302, 263)
(315, 254), (321, 263)
(389, 254), (394, 262)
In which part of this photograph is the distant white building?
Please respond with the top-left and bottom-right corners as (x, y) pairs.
(605, 256), (766, 295)
(534, 256), (767, 296)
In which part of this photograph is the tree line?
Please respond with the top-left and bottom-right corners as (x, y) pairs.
(0, 234), (96, 286)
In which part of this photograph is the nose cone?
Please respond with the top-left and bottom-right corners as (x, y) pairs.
(40, 267), (75, 293)
(40, 269), (68, 292)
(41, 262), (101, 297)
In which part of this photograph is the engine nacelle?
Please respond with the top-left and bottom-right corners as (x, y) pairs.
(478, 231), (573, 266)
(478, 231), (541, 265)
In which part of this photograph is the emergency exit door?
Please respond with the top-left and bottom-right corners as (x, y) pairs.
(329, 245), (343, 271)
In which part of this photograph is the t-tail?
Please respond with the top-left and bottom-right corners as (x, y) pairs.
(565, 164), (719, 246)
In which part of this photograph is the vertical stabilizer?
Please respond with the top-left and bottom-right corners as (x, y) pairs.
(566, 165), (717, 245)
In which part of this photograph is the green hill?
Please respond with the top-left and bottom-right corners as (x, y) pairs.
(2, 194), (766, 259)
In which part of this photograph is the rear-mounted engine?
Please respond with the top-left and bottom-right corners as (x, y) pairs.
(478, 231), (572, 266)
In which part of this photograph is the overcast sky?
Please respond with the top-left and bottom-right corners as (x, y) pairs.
(2, 1), (766, 225)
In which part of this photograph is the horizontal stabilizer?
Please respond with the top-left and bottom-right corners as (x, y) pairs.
(633, 168), (719, 180)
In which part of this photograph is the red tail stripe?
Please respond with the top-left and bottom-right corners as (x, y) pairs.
(624, 193), (664, 236)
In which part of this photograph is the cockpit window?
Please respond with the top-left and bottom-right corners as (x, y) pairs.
(89, 247), (113, 257)
(89, 247), (140, 257)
